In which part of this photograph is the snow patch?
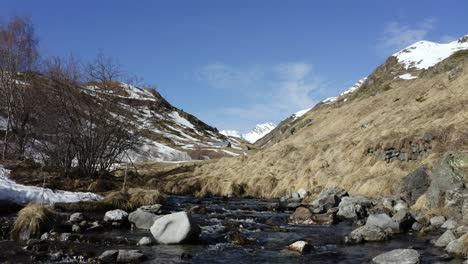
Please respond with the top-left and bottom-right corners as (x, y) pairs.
(398, 73), (418, 80)
(394, 36), (468, 70)
(339, 78), (367, 96)
(220, 130), (242, 138)
(0, 166), (103, 204)
(168, 111), (195, 129)
(292, 108), (311, 120)
(125, 140), (192, 163)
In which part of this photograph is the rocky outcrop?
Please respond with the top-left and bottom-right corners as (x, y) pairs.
(367, 135), (433, 162)
(399, 166), (431, 205)
(426, 152), (468, 209)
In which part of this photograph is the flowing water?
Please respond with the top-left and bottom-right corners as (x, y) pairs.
(0, 196), (464, 263)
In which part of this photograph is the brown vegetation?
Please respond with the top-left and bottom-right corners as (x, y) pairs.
(11, 203), (56, 240)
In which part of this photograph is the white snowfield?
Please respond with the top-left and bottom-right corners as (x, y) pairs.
(394, 36), (468, 70)
(398, 73), (418, 80)
(0, 166), (103, 204)
(168, 111), (196, 129)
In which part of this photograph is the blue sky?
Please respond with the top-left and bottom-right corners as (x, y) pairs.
(2, 1), (468, 132)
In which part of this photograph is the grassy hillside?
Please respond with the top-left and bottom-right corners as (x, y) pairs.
(150, 50), (468, 199)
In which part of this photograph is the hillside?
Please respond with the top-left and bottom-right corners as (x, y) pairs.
(154, 36), (468, 198)
(0, 77), (250, 164)
(89, 82), (250, 162)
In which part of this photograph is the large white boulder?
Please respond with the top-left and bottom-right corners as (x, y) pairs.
(104, 209), (128, 222)
(150, 211), (200, 244)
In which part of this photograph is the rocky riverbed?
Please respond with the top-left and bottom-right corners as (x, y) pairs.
(0, 192), (467, 263)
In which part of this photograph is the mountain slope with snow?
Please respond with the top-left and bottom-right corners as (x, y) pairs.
(160, 34), (468, 199)
(221, 122), (276, 144)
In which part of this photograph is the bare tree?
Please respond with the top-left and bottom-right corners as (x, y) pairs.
(0, 16), (39, 159)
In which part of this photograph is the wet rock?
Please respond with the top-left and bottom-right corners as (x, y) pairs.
(99, 249), (146, 263)
(104, 209), (128, 222)
(286, 202), (302, 209)
(60, 233), (72, 241)
(227, 230), (253, 245)
(288, 240), (311, 253)
(40, 232), (49, 241)
(150, 211), (200, 244)
(72, 224), (81, 233)
(372, 249), (420, 264)
(69, 213), (84, 223)
(189, 205), (208, 214)
(180, 253), (193, 260)
(265, 216), (285, 226)
(303, 213), (336, 225)
(139, 204), (162, 214)
(337, 196), (373, 220)
(399, 166), (430, 205)
(87, 222), (104, 232)
(430, 216), (446, 228)
(392, 210), (415, 232)
(349, 225), (388, 242)
(99, 250), (119, 262)
(129, 208), (161, 230)
(137, 236), (153, 246)
(434, 230), (456, 247)
(366, 214), (399, 233)
(289, 207), (312, 223)
(441, 219), (457, 230)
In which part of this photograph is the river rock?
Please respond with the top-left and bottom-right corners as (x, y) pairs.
(445, 234), (468, 256)
(189, 205), (208, 214)
(441, 219), (457, 230)
(412, 222), (422, 231)
(399, 166), (431, 205)
(392, 210), (415, 232)
(137, 236), (153, 246)
(349, 225), (388, 242)
(150, 211), (200, 244)
(71, 224), (81, 233)
(366, 214), (400, 233)
(104, 209), (128, 222)
(288, 240), (311, 253)
(310, 194), (340, 211)
(372, 249), (420, 264)
(434, 230), (456, 247)
(337, 196), (373, 220)
(116, 250), (146, 262)
(289, 207), (312, 223)
(139, 204), (162, 214)
(99, 250), (119, 262)
(69, 212), (84, 223)
(297, 188), (308, 198)
(430, 216), (446, 228)
(129, 208), (161, 229)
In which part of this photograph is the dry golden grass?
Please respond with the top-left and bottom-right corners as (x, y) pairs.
(55, 188), (164, 212)
(145, 53), (468, 199)
(11, 203), (56, 240)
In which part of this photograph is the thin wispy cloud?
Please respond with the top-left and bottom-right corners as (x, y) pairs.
(195, 62), (323, 131)
(377, 19), (436, 54)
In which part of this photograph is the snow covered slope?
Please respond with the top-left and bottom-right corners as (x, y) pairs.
(222, 123), (276, 144)
(243, 123), (276, 143)
(81, 82), (250, 162)
(394, 35), (468, 70)
(0, 166), (102, 204)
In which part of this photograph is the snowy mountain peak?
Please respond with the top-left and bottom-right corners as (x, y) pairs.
(243, 123), (276, 143)
(221, 122), (276, 144)
(393, 35), (468, 70)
